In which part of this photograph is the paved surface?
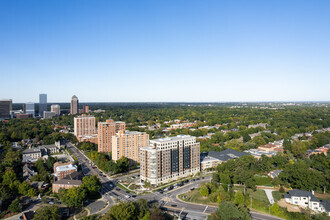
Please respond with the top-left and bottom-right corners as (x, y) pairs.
(264, 189), (275, 205)
(87, 200), (106, 214)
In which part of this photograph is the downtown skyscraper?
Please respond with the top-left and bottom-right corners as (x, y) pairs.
(39, 94), (47, 117)
(70, 95), (79, 114)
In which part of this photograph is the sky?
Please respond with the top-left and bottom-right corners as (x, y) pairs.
(1, 0), (330, 103)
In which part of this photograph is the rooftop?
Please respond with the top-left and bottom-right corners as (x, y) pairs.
(151, 135), (195, 143)
(56, 164), (77, 172)
(53, 179), (82, 186)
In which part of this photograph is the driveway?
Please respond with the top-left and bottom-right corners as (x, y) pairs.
(264, 189), (275, 205)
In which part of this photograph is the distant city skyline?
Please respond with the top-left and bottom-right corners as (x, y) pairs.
(1, 0), (330, 102)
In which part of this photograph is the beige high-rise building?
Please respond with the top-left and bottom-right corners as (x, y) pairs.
(112, 130), (149, 165)
(51, 104), (61, 115)
(140, 135), (200, 186)
(74, 114), (96, 138)
(98, 119), (125, 153)
(70, 95), (79, 114)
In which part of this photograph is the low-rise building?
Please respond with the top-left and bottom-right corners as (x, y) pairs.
(54, 162), (77, 180)
(23, 148), (42, 162)
(43, 111), (56, 119)
(23, 162), (38, 182)
(284, 190), (330, 215)
(244, 148), (277, 159)
(248, 123), (268, 129)
(201, 149), (249, 170)
(52, 179), (82, 193)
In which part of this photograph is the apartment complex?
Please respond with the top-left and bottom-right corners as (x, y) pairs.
(51, 104), (61, 115)
(98, 119), (125, 153)
(112, 130), (149, 164)
(0, 99), (12, 119)
(140, 135), (200, 186)
(52, 179), (82, 193)
(70, 95), (79, 114)
(74, 114), (96, 139)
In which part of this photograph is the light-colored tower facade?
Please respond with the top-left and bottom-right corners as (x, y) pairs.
(25, 102), (35, 117)
(39, 94), (47, 117)
(51, 104), (61, 115)
(70, 95), (79, 114)
(140, 135), (200, 186)
(112, 130), (149, 165)
(98, 119), (125, 153)
(74, 114), (96, 138)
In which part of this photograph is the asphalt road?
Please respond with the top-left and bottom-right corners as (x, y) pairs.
(68, 143), (284, 220)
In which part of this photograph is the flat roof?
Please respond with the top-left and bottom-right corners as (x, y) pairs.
(151, 135), (195, 143)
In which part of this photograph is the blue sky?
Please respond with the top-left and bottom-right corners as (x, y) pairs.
(1, 0), (329, 102)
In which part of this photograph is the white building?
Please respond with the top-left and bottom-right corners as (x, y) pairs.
(140, 135), (200, 186)
(51, 104), (61, 115)
(284, 190), (330, 215)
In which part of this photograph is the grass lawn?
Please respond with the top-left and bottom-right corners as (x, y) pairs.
(272, 191), (284, 202)
(254, 175), (273, 187)
(179, 188), (218, 206)
(232, 186), (269, 204)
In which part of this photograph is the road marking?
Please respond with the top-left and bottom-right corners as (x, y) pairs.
(203, 206), (208, 213)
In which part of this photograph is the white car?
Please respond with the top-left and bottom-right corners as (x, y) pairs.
(125, 195), (131, 198)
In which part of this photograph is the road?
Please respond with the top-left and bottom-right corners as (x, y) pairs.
(67, 143), (284, 220)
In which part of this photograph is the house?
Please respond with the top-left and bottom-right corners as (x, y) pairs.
(52, 179), (82, 193)
(31, 181), (48, 190)
(201, 149), (249, 170)
(23, 162), (38, 182)
(268, 170), (282, 179)
(307, 144), (330, 157)
(284, 190), (330, 215)
(248, 123), (268, 129)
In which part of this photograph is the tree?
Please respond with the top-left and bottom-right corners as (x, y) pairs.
(211, 173), (220, 184)
(9, 198), (21, 213)
(212, 201), (251, 220)
(234, 191), (244, 205)
(134, 199), (149, 220)
(18, 181), (30, 195)
(116, 156), (130, 173)
(102, 201), (136, 220)
(33, 205), (60, 220)
(59, 187), (87, 207)
(28, 188), (38, 197)
(2, 170), (17, 189)
(82, 175), (101, 195)
(200, 185), (210, 197)
(253, 136), (266, 146)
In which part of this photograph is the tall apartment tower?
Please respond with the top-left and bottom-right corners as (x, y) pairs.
(74, 114), (96, 138)
(98, 119), (125, 153)
(25, 102), (35, 117)
(51, 104), (61, 115)
(84, 105), (89, 113)
(112, 130), (149, 165)
(39, 94), (47, 117)
(70, 95), (79, 114)
(140, 135), (200, 186)
(0, 99), (12, 119)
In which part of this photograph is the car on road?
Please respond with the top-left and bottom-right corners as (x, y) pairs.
(190, 187), (195, 191)
(125, 195), (131, 198)
(116, 188), (120, 191)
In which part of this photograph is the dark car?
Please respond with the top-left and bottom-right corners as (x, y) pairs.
(184, 180), (189, 183)
(196, 178), (200, 180)
(168, 185), (174, 190)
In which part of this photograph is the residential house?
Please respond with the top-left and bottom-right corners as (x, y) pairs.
(54, 162), (78, 180)
(284, 190), (330, 215)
